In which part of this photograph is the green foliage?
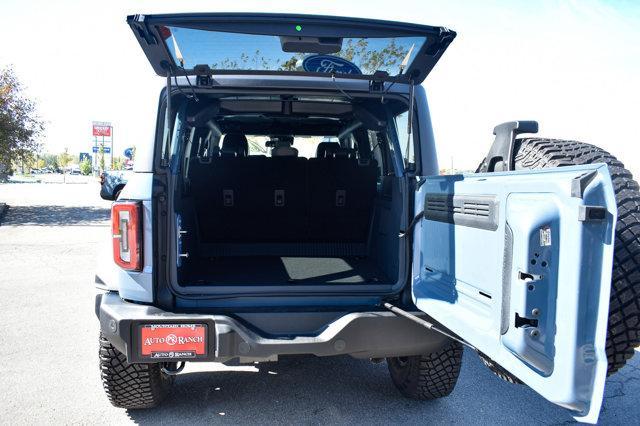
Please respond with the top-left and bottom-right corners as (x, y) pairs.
(79, 158), (92, 175)
(338, 38), (408, 74)
(0, 66), (45, 178)
(112, 156), (124, 171)
(210, 39), (409, 75)
(98, 144), (105, 171)
(57, 148), (73, 169)
(42, 153), (59, 170)
(280, 55), (300, 71)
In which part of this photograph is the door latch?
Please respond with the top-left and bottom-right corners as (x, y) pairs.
(176, 215), (189, 265)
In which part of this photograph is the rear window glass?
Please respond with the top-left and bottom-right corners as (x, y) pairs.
(162, 26), (426, 77)
(246, 136), (337, 158)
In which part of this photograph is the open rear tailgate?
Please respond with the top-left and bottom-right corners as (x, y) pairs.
(127, 13), (455, 84)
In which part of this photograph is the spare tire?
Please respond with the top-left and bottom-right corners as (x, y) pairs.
(511, 138), (640, 376)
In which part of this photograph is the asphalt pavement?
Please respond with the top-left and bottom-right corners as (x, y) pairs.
(0, 181), (638, 425)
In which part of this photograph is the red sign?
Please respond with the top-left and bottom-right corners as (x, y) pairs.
(92, 125), (111, 137)
(140, 324), (207, 359)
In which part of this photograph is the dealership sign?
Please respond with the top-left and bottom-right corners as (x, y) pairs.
(92, 121), (112, 137)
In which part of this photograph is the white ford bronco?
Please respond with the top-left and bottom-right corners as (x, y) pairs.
(95, 13), (640, 423)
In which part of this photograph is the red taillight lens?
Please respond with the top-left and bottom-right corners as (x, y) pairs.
(111, 201), (142, 271)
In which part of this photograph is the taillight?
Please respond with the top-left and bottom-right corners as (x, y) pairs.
(111, 201), (142, 271)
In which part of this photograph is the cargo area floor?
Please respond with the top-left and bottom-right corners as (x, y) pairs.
(181, 256), (390, 285)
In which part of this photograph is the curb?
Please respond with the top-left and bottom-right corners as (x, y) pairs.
(0, 203), (7, 225)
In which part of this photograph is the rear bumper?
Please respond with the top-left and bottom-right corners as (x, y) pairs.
(97, 292), (448, 363)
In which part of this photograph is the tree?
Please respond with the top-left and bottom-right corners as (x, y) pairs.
(337, 38), (409, 74)
(42, 153), (59, 171)
(98, 144), (105, 171)
(57, 148), (73, 169)
(79, 158), (92, 175)
(112, 156), (124, 170)
(280, 55), (301, 71)
(208, 39), (410, 76)
(0, 66), (44, 180)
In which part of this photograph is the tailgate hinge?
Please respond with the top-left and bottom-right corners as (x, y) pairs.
(369, 70), (389, 93)
(193, 65), (213, 86)
(130, 14), (157, 46)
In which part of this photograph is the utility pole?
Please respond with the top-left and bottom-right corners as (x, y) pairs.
(111, 125), (114, 170)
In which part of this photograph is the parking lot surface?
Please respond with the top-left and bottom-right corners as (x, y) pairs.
(0, 182), (638, 425)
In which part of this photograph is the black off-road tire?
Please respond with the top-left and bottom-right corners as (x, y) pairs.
(99, 333), (174, 409)
(478, 353), (522, 384)
(513, 138), (640, 376)
(387, 341), (463, 399)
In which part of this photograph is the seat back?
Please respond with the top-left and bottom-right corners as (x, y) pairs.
(256, 157), (308, 242)
(190, 137), (377, 246)
(192, 133), (256, 243)
(308, 148), (377, 242)
(271, 141), (299, 157)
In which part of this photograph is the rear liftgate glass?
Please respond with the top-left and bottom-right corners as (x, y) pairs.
(127, 13), (456, 84)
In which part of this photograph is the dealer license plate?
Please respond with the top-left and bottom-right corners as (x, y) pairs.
(139, 324), (207, 359)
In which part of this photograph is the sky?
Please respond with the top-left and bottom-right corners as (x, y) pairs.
(1, 0), (639, 176)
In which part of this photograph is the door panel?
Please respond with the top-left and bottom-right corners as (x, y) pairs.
(412, 164), (615, 423)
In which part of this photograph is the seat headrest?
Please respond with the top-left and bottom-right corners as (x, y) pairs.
(221, 133), (248, 157)
(272, 141), (299, 157)
(316, 142), (340, 158)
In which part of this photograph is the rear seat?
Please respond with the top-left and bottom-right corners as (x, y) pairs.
(257, 156), (308, 242)
(192, 137), (377, 245)
(308, 143), (377, 242)
(192, 133), (256, 243)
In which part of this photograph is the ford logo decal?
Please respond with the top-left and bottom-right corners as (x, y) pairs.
(302, 55), (362, 75)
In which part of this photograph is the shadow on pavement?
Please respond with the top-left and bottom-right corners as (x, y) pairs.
(117, 342), (640, 425)
(126, 355), (446, 425)
(0, 205), (110, 226)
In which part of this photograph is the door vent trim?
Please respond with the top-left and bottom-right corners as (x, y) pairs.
(424, 194), (499, 231)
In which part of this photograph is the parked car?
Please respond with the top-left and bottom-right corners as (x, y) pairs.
(100, 170), (132, 200)
(94, 13), (640, 423)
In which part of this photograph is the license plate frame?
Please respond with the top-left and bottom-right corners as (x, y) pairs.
(138, 323), (208, 360)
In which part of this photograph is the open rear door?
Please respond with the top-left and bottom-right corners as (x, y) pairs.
(412, 164), (616, 423)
